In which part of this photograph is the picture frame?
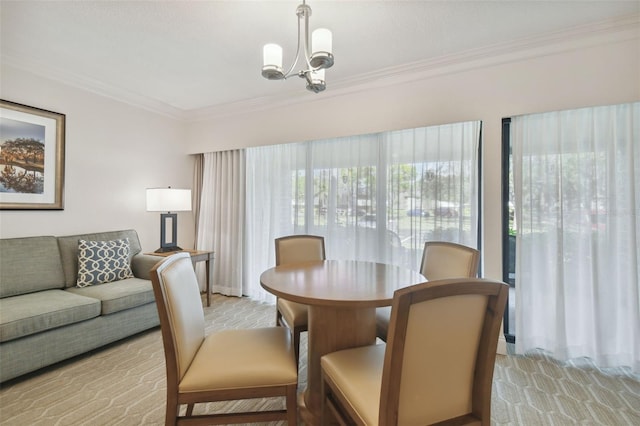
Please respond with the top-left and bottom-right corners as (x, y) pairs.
(0, 100), (66, 210)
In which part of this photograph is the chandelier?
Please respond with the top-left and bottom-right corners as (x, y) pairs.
(261, 0), (334, 93)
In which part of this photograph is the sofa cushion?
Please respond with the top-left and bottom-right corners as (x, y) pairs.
(57, 230), (142, 288)
(0, 236), (65, 298)
(76, 238), (134, 287)
(66, 277), (155, 315)
(0, 289), (101, 343)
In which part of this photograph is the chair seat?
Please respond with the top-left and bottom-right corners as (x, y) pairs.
(180, 327), (298, 392)
(321, 344), (385, 425)
(277, 298), (309, 328)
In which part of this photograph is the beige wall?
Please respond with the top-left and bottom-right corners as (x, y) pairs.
(186, 35), (640, 281)
(2, 23), (636, 357)
(0, 65), (195, 252)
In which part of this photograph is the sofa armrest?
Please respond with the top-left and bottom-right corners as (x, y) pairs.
(131, 254), (164, 280)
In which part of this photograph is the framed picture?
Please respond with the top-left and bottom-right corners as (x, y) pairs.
(0, 100), (66, 210)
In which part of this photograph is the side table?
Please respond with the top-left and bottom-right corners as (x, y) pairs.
(146, 249), (215, 307)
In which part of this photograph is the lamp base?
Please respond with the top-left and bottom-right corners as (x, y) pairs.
(154, 245), (183, 254)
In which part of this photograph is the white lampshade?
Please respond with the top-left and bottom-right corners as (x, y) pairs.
(263, 43), (283, 68)
(146, 188), (192, 212)
(312, 28), (332, 54)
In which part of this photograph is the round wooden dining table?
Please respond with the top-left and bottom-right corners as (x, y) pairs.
(260, 259), (426, 425)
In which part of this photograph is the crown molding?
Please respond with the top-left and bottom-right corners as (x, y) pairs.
(1, 50), (188, 120)
(3, 13), (637, 122)
(189, 13), (639, 122)
(334, 13), (640, 90)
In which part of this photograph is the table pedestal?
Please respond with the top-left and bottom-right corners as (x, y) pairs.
(259, 260), (426, 424)
(300, 305), (377, 425)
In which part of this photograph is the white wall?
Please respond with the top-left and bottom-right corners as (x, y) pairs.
(0, 64), (195, 252)
(186, 33), (640, 282)
(2, 28), (637, 277)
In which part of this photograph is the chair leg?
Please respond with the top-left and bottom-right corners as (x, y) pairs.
(165, 397), (179, 426)
(321, 374), (328, 426)
(293, 329), (301, 368)
(322, 375), (351, 426)
(324, 397), (350, 426)
(286, 383), (298, 425)
(321, 376), (344, 426)
(186, 404), (194, 416)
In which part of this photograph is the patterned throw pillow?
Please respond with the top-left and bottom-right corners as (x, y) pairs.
(76, 238), (134, 287)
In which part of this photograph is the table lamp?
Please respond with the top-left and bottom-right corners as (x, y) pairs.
(146, 187), (192, 253)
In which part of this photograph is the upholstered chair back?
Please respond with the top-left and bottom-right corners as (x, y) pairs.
(151, 252), (205, 381)
(400, 293), (487, 423)
(420, 241), (480, 280)
(275, 235), (326, 266)
(379, 279), (507, 425)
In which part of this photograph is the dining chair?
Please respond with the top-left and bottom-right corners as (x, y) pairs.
(321, 278), (508, 426)
(375, 241), (480, 341)
(150, 252), (298, 425)
(275, 234), (326, 366)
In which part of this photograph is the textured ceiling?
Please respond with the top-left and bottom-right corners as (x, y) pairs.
(1, 1), (638, 117)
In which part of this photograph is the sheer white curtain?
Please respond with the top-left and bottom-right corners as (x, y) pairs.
(512, 102), (639, 371)
(382, 123), (480, 260)
(244, 121), (480, 301)
(244, 143), (307, 302)
(197, 150), (245, 296)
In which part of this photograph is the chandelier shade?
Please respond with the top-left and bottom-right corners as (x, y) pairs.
(310, 28), (333, 68)
(261, 0), (334, 92)
(262, 44), (285, 80)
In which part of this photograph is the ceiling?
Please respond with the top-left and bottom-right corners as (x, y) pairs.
(1, 1), (638, 119)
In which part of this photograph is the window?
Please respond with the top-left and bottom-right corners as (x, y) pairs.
(504, 102), (639, 370)
(244, 121), (481, 302)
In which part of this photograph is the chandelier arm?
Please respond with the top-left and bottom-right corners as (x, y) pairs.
(301, 6), (314, 71)
(302, 70), (313, 85)
(281, 5), (305, 79)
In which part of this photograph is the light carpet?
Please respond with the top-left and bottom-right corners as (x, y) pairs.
(0, 294), (638, 425)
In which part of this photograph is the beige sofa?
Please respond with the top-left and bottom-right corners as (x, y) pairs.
(0, 229), (161, 383)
